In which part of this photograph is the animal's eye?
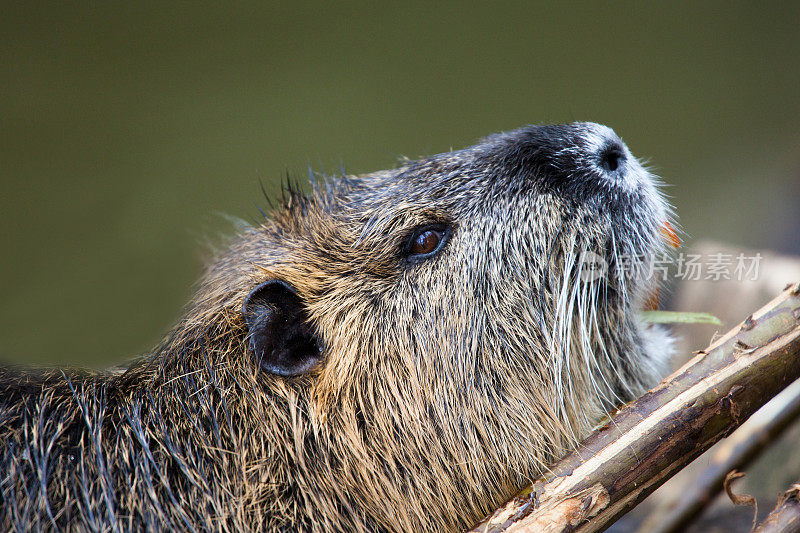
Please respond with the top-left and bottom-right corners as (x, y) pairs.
(411, 230), (440, 255)
(405, 224), (451, 261)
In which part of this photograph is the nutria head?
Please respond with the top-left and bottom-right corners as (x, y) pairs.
(0, 122), (674, 532)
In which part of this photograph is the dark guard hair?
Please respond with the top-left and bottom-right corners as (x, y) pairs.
(0, 123), (674, 532)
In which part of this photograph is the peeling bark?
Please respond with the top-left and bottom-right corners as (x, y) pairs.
(754, 482), (800, 533)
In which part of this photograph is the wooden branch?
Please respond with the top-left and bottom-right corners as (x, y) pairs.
(470, 282), (800, 533)
(640, 377), (800, 533)
(754, 481), (800, 533)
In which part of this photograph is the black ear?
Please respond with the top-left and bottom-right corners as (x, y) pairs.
(242, 280), (323, 377)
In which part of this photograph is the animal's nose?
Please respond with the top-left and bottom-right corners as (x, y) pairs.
(598, 142), (625, 173)
(584, 123), (629, 179)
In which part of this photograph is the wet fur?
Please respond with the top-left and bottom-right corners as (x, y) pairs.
(0, 123), (674, 531)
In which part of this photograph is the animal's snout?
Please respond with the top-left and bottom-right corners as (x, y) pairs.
(477, 122), (647, 196)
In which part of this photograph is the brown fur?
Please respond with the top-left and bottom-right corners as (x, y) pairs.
(0, 123), (674, 531)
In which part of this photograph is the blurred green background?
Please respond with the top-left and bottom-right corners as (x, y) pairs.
(1, 3), (798, 365)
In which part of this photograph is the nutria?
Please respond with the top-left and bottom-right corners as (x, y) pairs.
(0, 122), (675, 531)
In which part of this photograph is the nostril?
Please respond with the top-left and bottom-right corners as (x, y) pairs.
(599, 144), (625, 173)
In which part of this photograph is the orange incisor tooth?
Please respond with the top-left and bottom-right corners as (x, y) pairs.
(661, 221), (681, 248)
(644, 284), (660, 311)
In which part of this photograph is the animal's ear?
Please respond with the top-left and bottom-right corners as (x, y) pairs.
(242, 280), (323, 377)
